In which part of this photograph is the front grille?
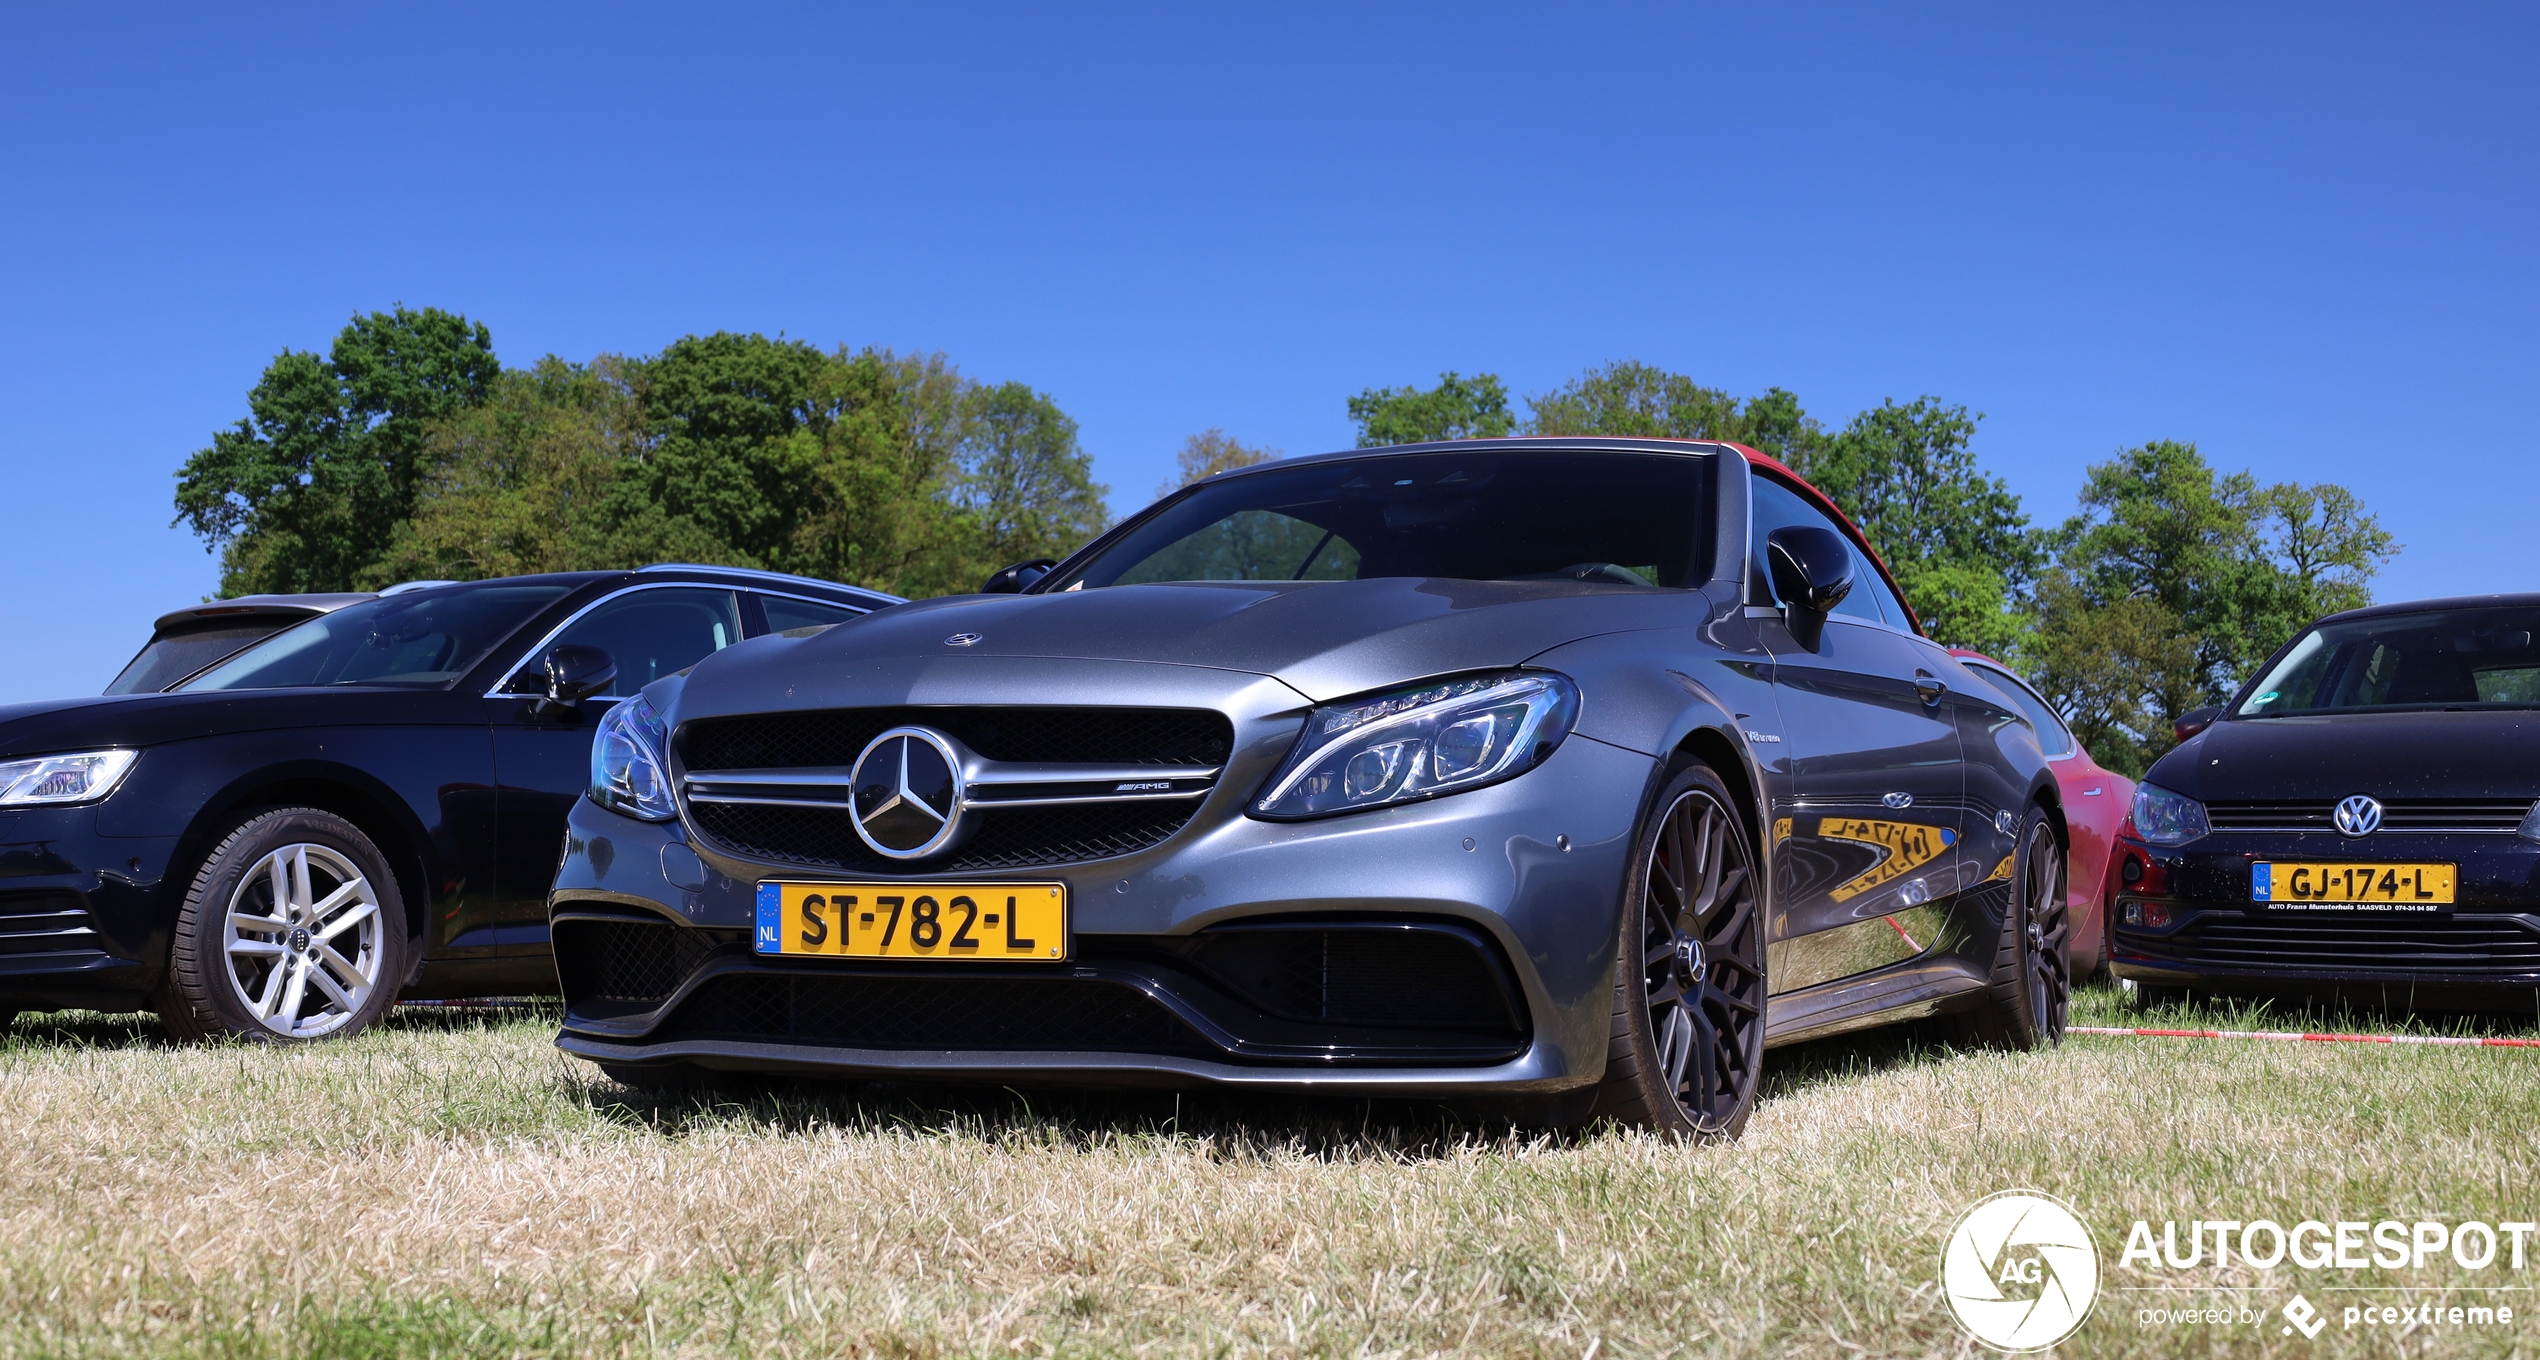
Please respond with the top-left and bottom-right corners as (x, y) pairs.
(662, 973), (1212, 1053)
(0, 890), (96, 958)
(2132, 914), (2540, 977)
(2205, 799), (2537, 833)
(553, 917), (733, 1005)
(683, 707), (1232, 771)
(679, 706), (1235, 873)
(690, 798), (1200, 874)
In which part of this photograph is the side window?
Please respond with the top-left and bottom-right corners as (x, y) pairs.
(1848, 544), (1914, 631)
(1972, 664), (2077, 758)
(508, 588), (742, 698)
(759, 593), (865, 636)
(1748, 476), (1883, 625)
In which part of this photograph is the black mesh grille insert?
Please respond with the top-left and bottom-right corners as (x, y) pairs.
(682, 707), (1233, 772)
(1181, 926), (1522, 1033)
(689, 798), (1199, 874)
(2132, 914), (2540, 976)
(663, 973), (1211, 1053)
(553, 918), (731, 1005)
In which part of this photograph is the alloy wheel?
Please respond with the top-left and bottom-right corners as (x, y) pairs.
(1639, 788), (1766, 1134)
(2023, 822), (2069, 1045)
(220, 843), (386, 1039)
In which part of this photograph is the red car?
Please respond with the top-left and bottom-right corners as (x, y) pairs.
(1949, 650), (2136, 978)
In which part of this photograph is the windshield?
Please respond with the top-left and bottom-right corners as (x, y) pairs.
(1055, 449), (1715, 590)
(178, 584), (571, 691)
(105, 621), (291, 694)
(2238, 605), (2540, 716)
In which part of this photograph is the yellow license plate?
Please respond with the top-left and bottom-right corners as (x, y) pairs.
(754, 882), (1067, 960)
(2253, 862), (2455, 910)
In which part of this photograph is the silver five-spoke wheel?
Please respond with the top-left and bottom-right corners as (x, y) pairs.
(221, 843), (385, 1039)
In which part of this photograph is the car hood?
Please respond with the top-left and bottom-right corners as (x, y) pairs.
(745, 578), (1694, 703)
(0, 687), (481, 756)
(2150, 709), (2540, 801)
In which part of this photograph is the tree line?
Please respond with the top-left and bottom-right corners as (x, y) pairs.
(175, 311), (2396, 777)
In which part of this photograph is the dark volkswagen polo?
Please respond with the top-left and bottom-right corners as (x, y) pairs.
(2111, 595), (2540, 1008)
(0, 565), (892, 1041)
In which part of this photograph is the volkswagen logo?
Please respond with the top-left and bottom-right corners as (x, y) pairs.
(850, 727), (968, 859)
(2334, 793), (2384, 838)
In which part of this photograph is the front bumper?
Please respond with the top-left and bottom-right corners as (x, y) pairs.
(2108, 831), (2540, 1001)
(0, 807), (178, 1010)
(550, 728), (1660, 1093)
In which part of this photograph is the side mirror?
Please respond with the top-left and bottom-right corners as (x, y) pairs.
(534, 644), (616, 718)
(2174, 706), (2221, 743)
(980, 558), (1057, 594)
(1764, 525), (1856, 649)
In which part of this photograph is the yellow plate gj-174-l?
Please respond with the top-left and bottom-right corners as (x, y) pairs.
(754, 882), (1068, 960)
(2251, 862), (2455, 912)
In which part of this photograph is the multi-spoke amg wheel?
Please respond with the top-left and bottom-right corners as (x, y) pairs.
(221, 843), (385, 1039)
(1948, 809), (2067, 1049)
(1596, 762), (1767, 1140)
(2022, 819), (2070, 1045)
(161, 809), (407, 1044)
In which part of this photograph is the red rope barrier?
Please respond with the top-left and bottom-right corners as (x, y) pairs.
(2073, 1025), (2540, 1048)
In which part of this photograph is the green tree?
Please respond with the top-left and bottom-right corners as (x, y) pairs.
(1808, 398), (2041, 655)
(361, 356), (721, 585)
(2044, 439), (2399, 761)
(2027, 571), (2205, 778)
(1158, 429), (1279, 498)
(1347, 372), (1515, 446)
(944, 380), (1112, 580)
(174, 307), (500, 593)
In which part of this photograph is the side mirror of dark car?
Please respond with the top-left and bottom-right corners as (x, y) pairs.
(981, 558), (1057, 594)
(534, 644), (617, 719)
(2174, 706), (2221, 743)
(1765, 526), (1856, 649)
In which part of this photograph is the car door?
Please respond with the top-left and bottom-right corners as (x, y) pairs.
(480, 584), (748, 953)
(1746, 476), (1969, 993)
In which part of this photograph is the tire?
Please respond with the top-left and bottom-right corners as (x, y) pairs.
(159, 808), (407, 1043)
(1592, 760), (1768, 1140)
(1945, 810), (2068, 1049)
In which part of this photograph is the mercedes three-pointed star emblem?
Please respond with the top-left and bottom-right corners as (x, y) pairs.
(850, 727), (967, 858)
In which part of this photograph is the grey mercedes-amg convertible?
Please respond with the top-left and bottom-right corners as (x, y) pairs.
(545, 437), (2064, 1137)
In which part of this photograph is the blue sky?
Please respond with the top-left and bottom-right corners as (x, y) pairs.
(1, 3), (2532, 702)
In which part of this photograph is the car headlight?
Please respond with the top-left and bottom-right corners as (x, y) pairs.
(590, 696), (676, 822)
(2130, 782), (2210, 847)
(0, 749), (138, 806)
(1252, 671), (1578, 820)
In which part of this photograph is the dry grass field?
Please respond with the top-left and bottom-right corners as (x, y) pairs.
(1, 985), (2536, 1359)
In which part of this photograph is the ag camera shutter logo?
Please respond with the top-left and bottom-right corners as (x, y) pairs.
(1943, 1190), (2101, 1351)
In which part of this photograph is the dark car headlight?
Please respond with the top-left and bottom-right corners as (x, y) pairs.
(590, 696), (676, 822)
(1252, 671), (1578, 820)
(2130, 781), (2210, 847)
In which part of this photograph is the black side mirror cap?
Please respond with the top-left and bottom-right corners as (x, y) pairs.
(2174, 706), (2222, 743)
(1764, 525), (1856, 648)
(534, 644), (617, 718)
(981, 558), (1058, 594)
